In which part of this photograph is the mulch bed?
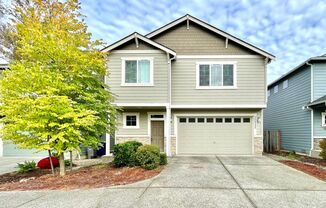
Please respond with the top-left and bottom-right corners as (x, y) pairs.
(0, 164), (162, 191)
(274, 151), (326, 167)
(281, 160), (326, 181)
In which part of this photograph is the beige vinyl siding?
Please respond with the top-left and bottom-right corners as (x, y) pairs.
(171, 58), (266, 105)
(152, 22), (257, 55)
(116, 109), (166, 136)
(116, 110), (149, 135)
(106, 52), (169, 103)
(116, 39), (157, 50)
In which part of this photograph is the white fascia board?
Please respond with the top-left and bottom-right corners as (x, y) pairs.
(111, 50), (164, 54)
(307, 101), (326, 107)
(147, 16), (188, 38)
(114, 103), (169, 107)
(135, 34), (176, 56)
(103, 33), (176, 56)
(115, 135), (149, 137)
(102, 34), (134, 52)
(177, 55), (263, 59)
(170, 104), (267, 109)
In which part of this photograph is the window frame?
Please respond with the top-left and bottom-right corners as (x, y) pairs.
(274, 85), (278, 94)
(121, 57), (154, 86)
(322, 112), (326, 127)
(283, 80), (288, 89)
(196, 61), (237, 89)
(122, 113), (140, 129)
(267, 90), (271, 97)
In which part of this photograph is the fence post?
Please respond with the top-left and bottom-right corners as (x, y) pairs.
(277, 129), (281, 151)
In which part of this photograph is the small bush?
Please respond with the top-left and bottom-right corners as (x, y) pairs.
(64, 159), (71, 166)
(159, 153), (168, 165)
(287, 151), (298, 160)
(136, 145), (160, 170)
(113, 141), (143, 167)
(17, 161), (37, 173)
(319, 139), (326, 160)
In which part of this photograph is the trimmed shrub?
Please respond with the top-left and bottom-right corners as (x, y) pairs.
(37, 156), (59, 169)
(319, 139), (326, 160)
(113, 141), (143, 167)
(159, 153), (168, 165)
(136, 145), (160, 170)
(64, 159), (71, 166)
(17, 161), (37, 173)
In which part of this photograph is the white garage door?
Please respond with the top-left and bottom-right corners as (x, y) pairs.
(177, 116), (253, 155)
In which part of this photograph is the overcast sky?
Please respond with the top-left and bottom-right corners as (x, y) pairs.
(80, 0), (326, 83)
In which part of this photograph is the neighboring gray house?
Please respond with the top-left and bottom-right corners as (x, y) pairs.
(264, 55), (326, 157)
(103, 14), (275, 156)
(0, 62), (48, 157)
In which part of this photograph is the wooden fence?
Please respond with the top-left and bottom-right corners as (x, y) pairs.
(263, 130), (281, 153)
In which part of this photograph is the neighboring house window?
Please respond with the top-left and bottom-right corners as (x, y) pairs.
(283, 80), (288, 89)
(267, 90), (271, 97)
(322, 112), (326, 127)
(196, 62), (236, 89)
(122, 58), (153, 86)
(274, 85), (278, 93)
(123, 113), (139, 128)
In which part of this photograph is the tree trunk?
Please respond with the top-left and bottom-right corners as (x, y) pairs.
(69, 151), (73, 171)
(48, 150), (54, 175)
(59, 153), (65, 176)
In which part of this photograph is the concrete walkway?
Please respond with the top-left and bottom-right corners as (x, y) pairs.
(0, 157), (42, 175)
(0, 156), (326, 208)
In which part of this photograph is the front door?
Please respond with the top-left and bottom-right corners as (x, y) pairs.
(151, 121), (164, 152)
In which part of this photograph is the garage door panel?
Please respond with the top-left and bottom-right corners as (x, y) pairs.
(178, 117), (252, 155)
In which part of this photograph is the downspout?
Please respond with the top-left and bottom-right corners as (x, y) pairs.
(264, 58), (271, 104)
(306, 62), (314, 154)
(166, 53), (176, 156)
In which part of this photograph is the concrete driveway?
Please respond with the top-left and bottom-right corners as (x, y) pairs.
(0, 156), (326, 208)
(0, 157), (41, 175)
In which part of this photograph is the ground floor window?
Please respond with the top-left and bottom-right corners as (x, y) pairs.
(123, 113), (139, 128)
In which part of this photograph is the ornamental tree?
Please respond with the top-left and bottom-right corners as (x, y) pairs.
(0, 0), (117, 176)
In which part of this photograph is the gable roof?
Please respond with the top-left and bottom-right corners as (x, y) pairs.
(101, 32), (176, 56)
(307, 95), (326, 107)
(146, 14), (275, 60)
(268, 54), (326, 89)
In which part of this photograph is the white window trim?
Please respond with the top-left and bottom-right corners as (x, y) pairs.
(322, 112), (326, 127)
(283, 80), (288, 89)
(274, 85), (278, 93)
(121, 57), (154, 86)
(122, 113), (140, 129)
(196, 61), (237, 89)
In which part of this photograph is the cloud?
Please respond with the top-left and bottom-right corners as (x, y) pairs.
(80, 0), (326, 83)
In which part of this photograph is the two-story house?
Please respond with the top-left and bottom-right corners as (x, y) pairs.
(264, 55), (326, 157)
(103, 14), (275, 156)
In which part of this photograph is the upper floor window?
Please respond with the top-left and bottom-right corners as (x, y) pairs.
(274, 85), (278, 93)
(121, 57), (153, 86)
(196, 62), (236, 89)
(322, 112), (326, 127)
(283, 80), (288, 89)
(267, 90), (271, 97)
